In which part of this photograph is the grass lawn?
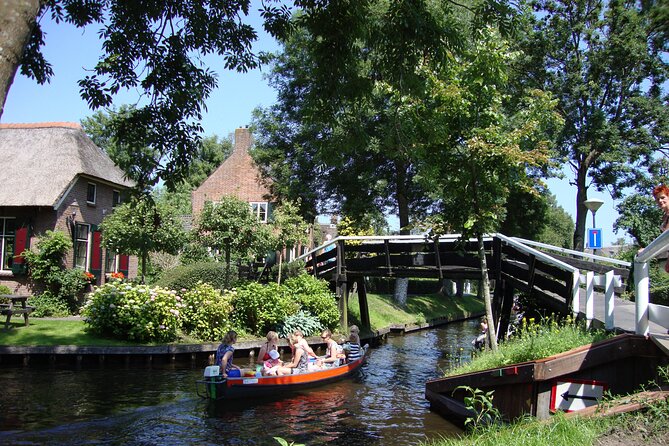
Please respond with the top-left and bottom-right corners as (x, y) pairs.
(348, 291), (484, 332)
(0, 319), (139, 347)
(0, 292), (484, 347)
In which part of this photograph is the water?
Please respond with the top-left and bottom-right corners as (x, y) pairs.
(0, 319), (480, 445)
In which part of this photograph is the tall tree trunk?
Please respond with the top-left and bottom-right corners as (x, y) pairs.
(141, 250), (147, 284)
(277, 250), (283, 285)
(393, 159), (411, 305)
(477, 234), (498, 352)
(573, 164), (589, 251)
(0, 0), (41, 118)
(225, 247), (231, 289)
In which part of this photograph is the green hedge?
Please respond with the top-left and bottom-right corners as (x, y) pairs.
(156, 261), (240, 291)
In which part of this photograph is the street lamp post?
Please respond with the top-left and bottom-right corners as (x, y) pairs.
(584, 198), (604, 254)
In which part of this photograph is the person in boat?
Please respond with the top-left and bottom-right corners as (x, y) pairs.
(349, 324), (361, 345)
(319, 329), (344, 367)
(291, 329), (318, 359)
(256, 330), (279, 365)
(215, 330), (242, 378)
(262, 349), (283, 375)
(343, 327), (363, 362)
(277, 334), (310, 375)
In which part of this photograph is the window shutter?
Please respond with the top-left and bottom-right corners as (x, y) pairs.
(90, 226), (102, 281)
(119, 254), (130, 277)
(11, 226), (30, 275)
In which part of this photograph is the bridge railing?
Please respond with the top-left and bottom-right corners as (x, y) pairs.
(634, 230), (669, 336)
(512, 237), (632, 330)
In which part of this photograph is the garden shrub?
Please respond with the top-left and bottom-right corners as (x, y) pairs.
(268, 259), (307, 282)
(28, 291), (70, 317)
(231, 282), (298, 336)
(156, 261), (240, 291)
(82, 281), (181, 343)
(23, 230), (88, 314)
(276, 310), (323, 338)
(180, 282), (235, 342)
(284, 274), (339, 329)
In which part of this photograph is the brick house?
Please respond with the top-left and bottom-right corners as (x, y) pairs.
(0, 122), (138, 294)
(192, 127), (274, 220)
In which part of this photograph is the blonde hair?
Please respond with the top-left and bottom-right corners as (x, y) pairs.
(349, 325), (360, 344)
(266, 330), (278, 341)
(292, 329), (304, 338)
(321, 329), (332, 339)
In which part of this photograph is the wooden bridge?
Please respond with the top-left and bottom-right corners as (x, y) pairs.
(298, 233), (668, 350)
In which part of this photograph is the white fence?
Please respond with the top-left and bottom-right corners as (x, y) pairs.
(634, 230), (669, 336)
(511, 237), (630, 329)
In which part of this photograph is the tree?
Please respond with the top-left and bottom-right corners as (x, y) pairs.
(412, 27), (561, 351)
(536, 193), (575, 249)
(271, 200), (308, 284)
(614, 157), (669, 246)
(82, 108), (233, 212)
(514, 0), (669, 251)
(3, 0), (515, 192)
(100, 197), (186, 283)
(2, 0), (269, 190)
(194, 197), (274, 286)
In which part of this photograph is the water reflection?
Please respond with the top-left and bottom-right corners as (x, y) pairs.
(0, 319), (480, 445)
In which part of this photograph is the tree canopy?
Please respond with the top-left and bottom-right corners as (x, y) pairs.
(100, 197), (186, 283)
(514, 0), (669, 250)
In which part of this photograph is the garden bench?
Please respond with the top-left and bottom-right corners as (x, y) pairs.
(0, 295), (34, 330)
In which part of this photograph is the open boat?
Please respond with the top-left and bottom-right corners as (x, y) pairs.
(196, 346), (368, 400)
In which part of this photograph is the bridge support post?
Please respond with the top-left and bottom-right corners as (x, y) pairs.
(496, 280), (515, 341)
(604, 270), (615, 330)
(634, 260), (650, 336)
(357, 278), (371, 331)
(337, 280), (348, 333)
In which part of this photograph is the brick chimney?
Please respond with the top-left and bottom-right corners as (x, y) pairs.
(234, 127), (253, 153)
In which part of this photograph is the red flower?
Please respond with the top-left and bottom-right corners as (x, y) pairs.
(83, 271), (95, 281)
(111, 272), (125, 279)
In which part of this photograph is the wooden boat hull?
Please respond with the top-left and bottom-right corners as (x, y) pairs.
(197, 352), (366, 400)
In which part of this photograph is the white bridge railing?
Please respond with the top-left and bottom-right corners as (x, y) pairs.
(513, 237), (631, 330)
(634, 230), (669, 336)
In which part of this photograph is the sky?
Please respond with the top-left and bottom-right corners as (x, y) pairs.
(1, 5), (626, 247)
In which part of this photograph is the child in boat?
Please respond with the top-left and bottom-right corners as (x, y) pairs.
(320, 329), (344, 367)
(262, 349), (282, 375)
(215, 330), (242, 378)
(343, 326), (363, 362)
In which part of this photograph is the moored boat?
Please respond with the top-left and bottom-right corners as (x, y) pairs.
(196, 346), (368, 400)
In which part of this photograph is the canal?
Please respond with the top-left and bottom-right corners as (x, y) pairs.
(0, 319), (481, 445)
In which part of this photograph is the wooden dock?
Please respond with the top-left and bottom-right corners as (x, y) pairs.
(425, 334), (669, 424)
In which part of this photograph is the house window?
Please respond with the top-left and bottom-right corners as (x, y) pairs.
(250, 202), (268, 223)
(74, 223), (90, 269)
(87, 183), (97, 205)
(105, 249), (118, 273)
(112, 190), (121, 207)
(0, 218), (15, 271)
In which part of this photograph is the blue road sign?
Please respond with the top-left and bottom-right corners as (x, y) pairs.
(587, 228), (603, 249)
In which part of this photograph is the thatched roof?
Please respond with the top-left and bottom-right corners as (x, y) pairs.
(0, 122), (134, 207)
